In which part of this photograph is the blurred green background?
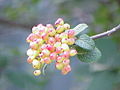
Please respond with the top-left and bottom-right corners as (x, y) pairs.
(0, 0), (120, 90)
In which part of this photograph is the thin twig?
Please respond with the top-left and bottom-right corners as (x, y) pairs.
(90, 24), (120, 39)
(42, 64), (48, 75)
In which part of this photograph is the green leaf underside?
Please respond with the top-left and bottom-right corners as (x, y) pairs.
(75, 34), (95, 51)
(77, 47), (101, 63)
(73, 23), (88, 36)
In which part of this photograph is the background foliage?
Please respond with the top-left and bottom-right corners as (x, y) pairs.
(0, 0), (120, 90)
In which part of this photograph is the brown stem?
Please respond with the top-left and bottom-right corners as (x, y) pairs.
(90, 24), (120, 40)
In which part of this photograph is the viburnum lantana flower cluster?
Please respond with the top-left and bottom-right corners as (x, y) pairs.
(26, 18), (77, 76)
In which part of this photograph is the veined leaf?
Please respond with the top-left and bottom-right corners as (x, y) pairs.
(75, 34), (95, 51)
(77, 47), (101, 63)
(73, 23), (88, 36)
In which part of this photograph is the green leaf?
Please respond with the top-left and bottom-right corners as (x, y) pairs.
(75, 34), (95, 51)
(77, 47), (101, 63)
(73, 23), (88, 36)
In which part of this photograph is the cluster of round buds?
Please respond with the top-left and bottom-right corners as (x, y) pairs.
(26, 18), (77, 76)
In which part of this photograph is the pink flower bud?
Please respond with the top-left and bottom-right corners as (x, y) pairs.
(44, 57), (52, 64)
(55, 18), (64, 27)
(50, 52), (57, 60)
(70, 49), (77, 56)
(63, 51), (70, 59)
(41, 33), (48, 40)
(46, 24), (54, 29)
(61, 65), (71, 75)
(47, 37), (56, 45)
(56, 47), (63, 54)
(46, 44), (55, 52)
(41, 44), (47, 50)
(68, 30), (75, 38)
(26, 33), (38, 42)
(55, 34), (61, 42)
(56, 55), (64, 62)
(27, 57), (33, 64)
(63, 59), (70, 65)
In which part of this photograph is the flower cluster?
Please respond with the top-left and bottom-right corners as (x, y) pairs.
(26, 18), (77, 76)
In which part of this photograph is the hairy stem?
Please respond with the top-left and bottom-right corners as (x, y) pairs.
(90, 24), (120, 39)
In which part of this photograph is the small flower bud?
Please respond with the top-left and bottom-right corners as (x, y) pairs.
(63, 59), (70, 65)
(63, 51), (70, 59)
(27, 57), (33, 64)
(41, 44), (47, 50)
(41, 33), (48, 40)
(27, 49), (34, 56)
(44, 57), (52, 64)
(37, 24), (43, 28)
(26, 33), (38, 43)
(70, 49), (77, 56)
(47, 37), (56, 45)
(67, 38), (75, 45)
(61, 44), (69, 51)
(32, 59), (41, 69)
(61, 38), (68, 44)
(63, 23), (70, 30)
(55, 62), (64, 70)
(56, 47), (63, 54)
(46, 44), (55, 52)
(55, 34), (61, 42)
(46, 24), (54, 29)
(54, 42), (61, 48)
(60, 32), (68, 39)
(55, 18), (64, 27)
(33, 70), (41, 76)
(39, 53), (45, 58)
(42, 49), (50, 56)
(68, 30), (75, 38)
(56, 26), (65, 34)
(50, 52), (57, 60)
(56, 55), (64, 63)
(30, 42), (39, 50)
(35, 39), (44, 45)
(32, 26), (39, 34)
(61, 65), (71, 75)
(48, 28), (56, 36)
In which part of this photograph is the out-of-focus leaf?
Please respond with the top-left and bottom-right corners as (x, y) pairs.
(73, 24), (88, 36)
(75, 34), (95, 51)
(87, 72), (117, 90)
(31, 0), (41, 4)
(0, 56), (8, 68)
(77, 47), (101, 63)
(5, 70), (48, 88)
